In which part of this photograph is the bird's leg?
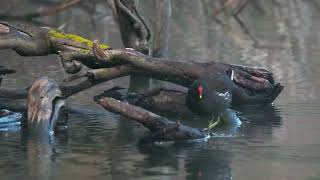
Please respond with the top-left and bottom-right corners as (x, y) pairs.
(204, 116), (221, 131)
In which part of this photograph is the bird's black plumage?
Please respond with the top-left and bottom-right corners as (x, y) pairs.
(185, 70), (235, 117)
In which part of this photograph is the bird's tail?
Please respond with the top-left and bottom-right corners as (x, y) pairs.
(220, 108), (242, 127)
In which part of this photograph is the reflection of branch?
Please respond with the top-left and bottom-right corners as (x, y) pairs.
(307, 0), (320, 10)
(233, 0), (249, 15)
(27, 0), (82, 18)
(104, 0), (118, 23)
(213, 0), (238, 16)
(151, 0), (171, 58)
(212, 0), (259, 44)
(1, 0), (81, 20)
(233, 14), (259, 45)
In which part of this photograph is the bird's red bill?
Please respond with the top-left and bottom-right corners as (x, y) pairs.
(197, 85), (203, 99)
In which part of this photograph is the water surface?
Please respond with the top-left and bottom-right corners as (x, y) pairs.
(0, 1), (320, 180)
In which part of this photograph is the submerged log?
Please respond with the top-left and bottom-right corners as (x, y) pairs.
(96, 96), (206, 142)
(95, 87), (192, 116)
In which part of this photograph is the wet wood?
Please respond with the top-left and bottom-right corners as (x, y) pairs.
(65, 47), (283, 104)
(96, 96), (206, 142)
(0, 21), (283, 104)
(95, 87), (192, 116)
(27, 77), (66, 134)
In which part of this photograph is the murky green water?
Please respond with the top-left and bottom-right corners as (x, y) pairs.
(1, 0), (320, 179)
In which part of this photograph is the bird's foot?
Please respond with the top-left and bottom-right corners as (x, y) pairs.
(204, 117), (221, 132)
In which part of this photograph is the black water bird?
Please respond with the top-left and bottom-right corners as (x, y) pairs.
(185, 69), (235, 130)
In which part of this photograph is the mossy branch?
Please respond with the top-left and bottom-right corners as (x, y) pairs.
(0, 21), (110, 56)
(0, 21), (283, 105)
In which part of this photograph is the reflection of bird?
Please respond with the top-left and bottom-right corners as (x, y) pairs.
(186, 69), (235, 130)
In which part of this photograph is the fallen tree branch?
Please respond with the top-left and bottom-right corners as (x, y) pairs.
(95, 87), (192, 116)
(0, 21), (283, 104)
(96, 96), (206, 142)
(63, 46), (283, 104)
(0, 21), (110, 56)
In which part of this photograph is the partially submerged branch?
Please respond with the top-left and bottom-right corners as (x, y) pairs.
(96, 96), (206, 142)
(95, 87), (192, 116)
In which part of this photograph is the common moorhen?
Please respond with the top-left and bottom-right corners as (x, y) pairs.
(185, 69), (235, 130)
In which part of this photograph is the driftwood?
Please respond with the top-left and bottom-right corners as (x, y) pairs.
(64, 46), (283, 104)
(0, 21), (283, 137)
(0, 76), (85, 134)
(0, 21), (283, 104)
(95, 87), (192, 116)
(96, 96), (206, 142)
(0, 1), (283, 140)
(27, 77), (67, 135)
